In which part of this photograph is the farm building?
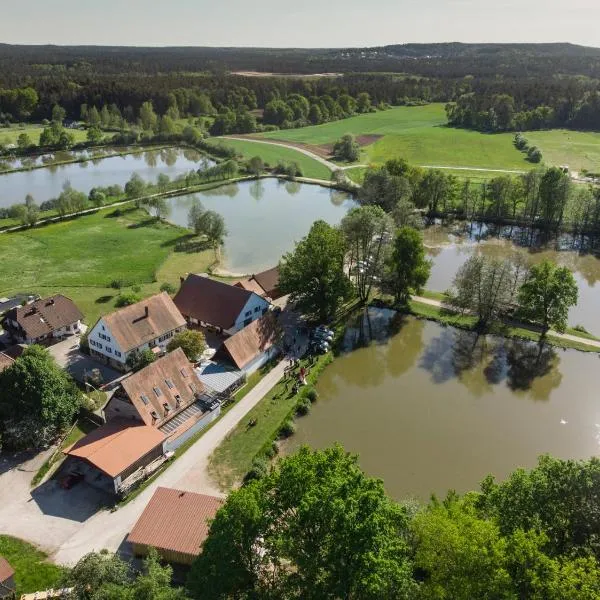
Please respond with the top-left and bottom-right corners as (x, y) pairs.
(174, 274), (270, 335)
(0, 557), (15, 600)
(87, 292), (186, 372)
(127, 487), (223, 565)
(102, 348), (221, 452)
(234, 266), (282, 301)
(3, 295), (83, 345)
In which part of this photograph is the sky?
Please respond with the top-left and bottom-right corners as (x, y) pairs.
(1, 0), (599, 48)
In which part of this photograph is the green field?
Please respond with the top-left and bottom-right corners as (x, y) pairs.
(259, 104), (529, 170)
(217, 137), (332, 180)
(0, 536), (64, 595)
(0, 208), (214, 325)
(0, 123), (89, 146)
(526, 129), (600, 172)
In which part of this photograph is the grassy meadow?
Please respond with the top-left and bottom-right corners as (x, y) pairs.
(526, 129), (600, 173)
(0, 208), (214, 325)
(0, 123), (89, 146)
(217, 137), (332, 180)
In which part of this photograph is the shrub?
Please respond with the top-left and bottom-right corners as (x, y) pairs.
(307, 387), (319, 403)
(573, 324), (589, 334)
(244, 457), (269, 483)
(160, 282), (176, 294)
(296, 398), (311, 416)
(279, 419), (296, 439)
(115, 291), (141, 307)
(527, 146), (542, 163)
(264, 440), (279, 459)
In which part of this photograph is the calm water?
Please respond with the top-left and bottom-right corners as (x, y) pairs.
(167, 179), (357, 274)
(286, 309), (600, 500)
(0, 147), (209, 208)
(424, 224), (600, 333)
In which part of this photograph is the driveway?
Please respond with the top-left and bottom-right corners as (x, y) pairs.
(47, 336), (121, 385)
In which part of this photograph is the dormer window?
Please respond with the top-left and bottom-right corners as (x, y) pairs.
(165, 379), (174, 389)
(150, 411), (158, 424)
(163, 403), (170, 416)
(175, 395), (181, 408)
(140, 394), (150, 405)
(153, 387), (162, 398)
(180, 368), (188, 378)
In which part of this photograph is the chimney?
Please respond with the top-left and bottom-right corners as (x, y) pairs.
(49, 298), (55, 306)
(144, 306), (149, 318)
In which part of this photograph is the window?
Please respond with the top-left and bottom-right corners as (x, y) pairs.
(153, 387), (162, 398)
(102, 325), (105, 331)
(245, 310), (252, 317)
(189, 383), (197, 393)
(115, 351), (122, 358)
(163, 403), (170, 415)
(140, 394), (150, 405)
(97, 343), (103, 350)
(165, 379), (174, 389)
(180, 368), (188, 378)
(254, 307), (260, 313)
(105, 347), (112, 354)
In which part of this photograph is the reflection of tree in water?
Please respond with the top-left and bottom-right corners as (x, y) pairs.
(505, 340), (561, 400)
(249, 179), (265, 202)
(202, 183), (239, 198)
(285, 180), (302, 196)
(330, 190), (349, 207)
(418, 327), (458, 384)
(144, 150), (158, 168)
(78, 160), (88, 169)
(160, 147), (178, 167)
(385, 317), (425, 378)
(183, 148), (200, 162)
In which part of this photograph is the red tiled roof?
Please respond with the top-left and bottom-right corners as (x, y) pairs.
(174, 274), (256, 330)
(6, 295), (82, 340)
(127, 487), (222, 557)
(220, 313), (280, 370)
(63, 419), (165, 478)
(0, 353), (14, 374)
(100, 293), (186, 353)
(120, 348), (206, 428)
(253, 266), (280, 298)
(0, 557), (14, 583)
(234, 278), (266, 297)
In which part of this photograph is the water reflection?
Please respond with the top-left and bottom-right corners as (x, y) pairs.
(285, 313), (600, 500)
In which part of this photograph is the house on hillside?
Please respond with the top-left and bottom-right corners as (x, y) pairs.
(234, 266), (282, 300)
(174, 274), (270, 336)
(3, 295), (83, 345)
(127, 487), (223, 565)
(103, 347), (221, 451)
(215, 313), (281, 374)
(0, 557), (15, 600)
(87, 292), (186, 372)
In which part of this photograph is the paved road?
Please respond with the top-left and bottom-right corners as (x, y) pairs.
(412, 295), (600, 349)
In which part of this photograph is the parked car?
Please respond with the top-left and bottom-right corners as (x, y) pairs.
(311, 340), (330, 354)
(315, 325), (334, 337)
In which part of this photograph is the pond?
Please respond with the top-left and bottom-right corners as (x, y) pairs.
(285, 309), (600, 501)
(424, 222), (600, 334)
(0, 147), (209, 209)
(166, 178), (357, 274)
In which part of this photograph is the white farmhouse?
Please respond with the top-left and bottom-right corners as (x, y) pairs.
(87, 292), (186, 371)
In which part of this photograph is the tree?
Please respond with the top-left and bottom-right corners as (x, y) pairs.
(518, 259), (578, 335)
(65, 550), (130, 599)
(341, 205), (394, 302)
(17, 132), (31, 149)
(447, 255), (525, 330)
(263, 99), (294, 127)
(188, 445), (418, 600)
(126, 348), (156, 372)
(125, 172), (146, 203)
(538, 167), (570, 230)
(333, 133), (360, 162)
(246, 156), (264, 176)
(386, 227), (431, 305)
(87, 106), (101, 127)
(187, 198), (206, 232)
(357, 92), (372, 113)
(167, 330), (207, 361)
(527, 146), (543, 163)
(144, 196), (170, 220)
(86, 126), (103, 144)
(0, 345), (82, 449)
(201, 211), (227, 248)
(279, 220), (353, 322)
(51, 104), (66, 123)
(139, 100), (158, 132)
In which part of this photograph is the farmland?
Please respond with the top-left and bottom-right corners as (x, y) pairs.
(0, 208), (214, 325)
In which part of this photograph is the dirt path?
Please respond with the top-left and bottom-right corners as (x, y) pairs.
(412, 295), (600, 349)
(419, 165), (527, 174)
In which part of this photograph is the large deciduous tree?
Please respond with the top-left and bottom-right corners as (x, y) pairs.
(279, 220), (353, 322)
(333, 133), (360, 162)
(188, 445), (418, 600)
(167, 330), (207, 362)
(341, 205), (394, 302)
(0, 345), (82, 449)
(518, 259), (578, 335)
(386, 226), (431, 305)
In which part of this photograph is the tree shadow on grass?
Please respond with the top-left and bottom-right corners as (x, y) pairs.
(171, 236), (212, 253)
(104, 207), (136, 218)
(95, 295), (114, 304)
(127, 218), (156, 229)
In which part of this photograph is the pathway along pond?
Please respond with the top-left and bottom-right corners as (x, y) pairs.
(285, 309), (600, 500)
(0, 147), (211, 209)
(166, 179), (357, 274)
(424, 222), (600, 334)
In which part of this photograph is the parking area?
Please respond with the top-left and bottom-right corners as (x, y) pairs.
(47, 335), (121, 385)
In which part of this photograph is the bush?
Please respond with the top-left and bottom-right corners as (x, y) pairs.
(306, 387), (319, 403)
(573, 324), (589, 334)
(244, 457), (269, 483)
(160, 282), (176, 295)
(527, 146), (542, 163)
(264, 440), (279, 459)
(279, 419), (296, 439)
(296, 398), (311, 416)
(115, 291), (141, 307)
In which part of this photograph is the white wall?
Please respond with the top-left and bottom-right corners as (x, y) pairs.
(232, 294), (270, 333)
(88, 318), (126, 366)
(243, 346), (279, 375)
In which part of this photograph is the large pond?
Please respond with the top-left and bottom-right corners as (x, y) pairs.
(424, 223), (600, 334)
(285, 309), (600, 500)
(0, 147), (208, 208)
(167, 179), (357, 274)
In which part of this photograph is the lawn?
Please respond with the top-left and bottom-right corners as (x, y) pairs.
(525, 129), (600, 173)
(258, 104), (534, 171)
(0, 123), (89, 146)
(0, 207), (215, 325)
(217, 137), (332, 180)
(0, 536), (64, 595)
